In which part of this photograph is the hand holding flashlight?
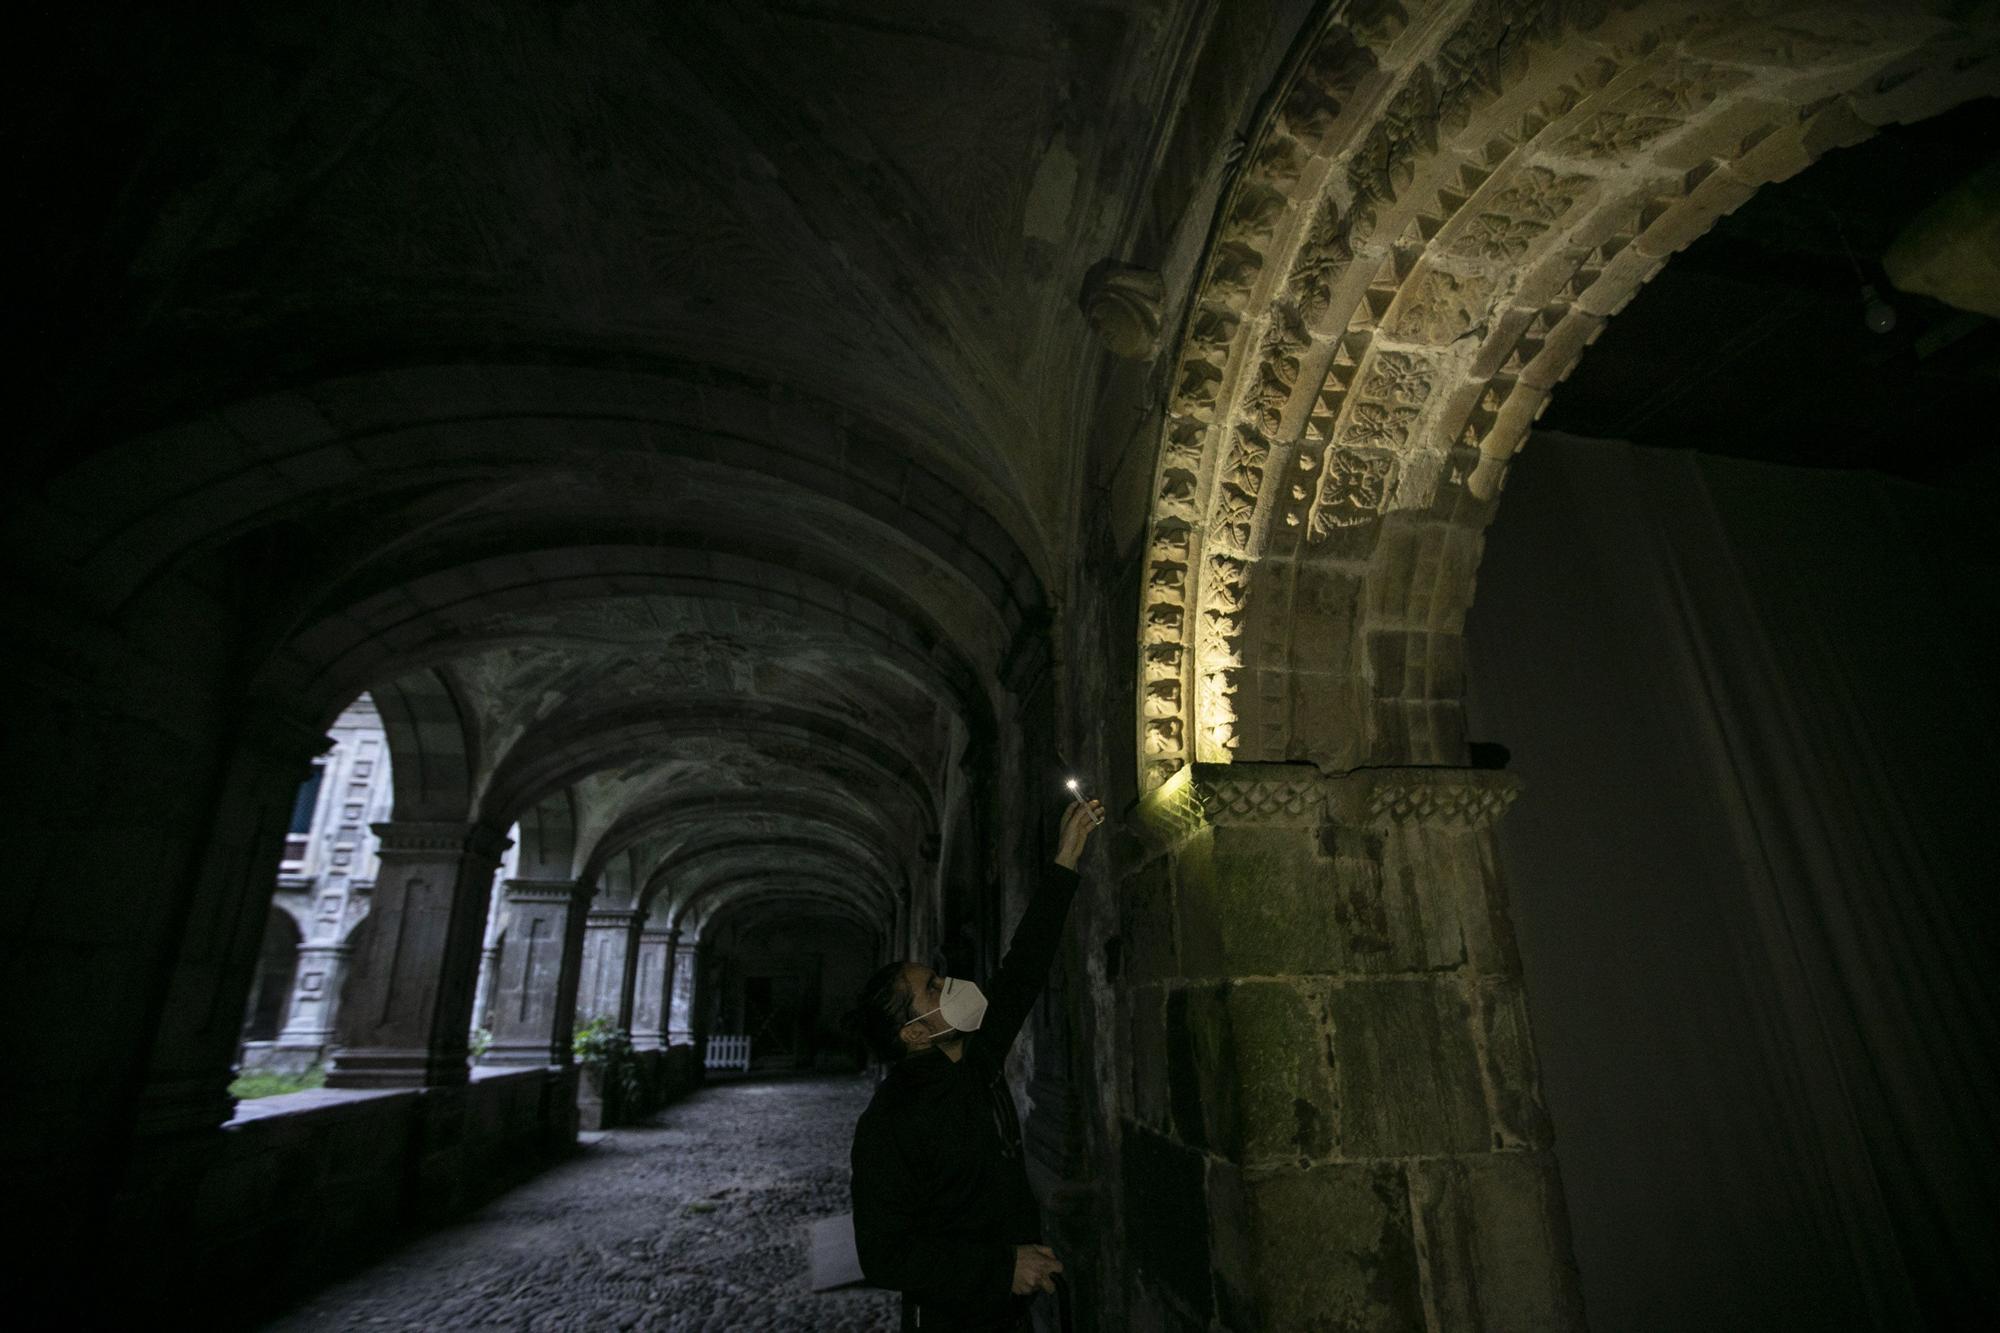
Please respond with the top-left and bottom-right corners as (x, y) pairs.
(1065, 777), (1106, 826)
(1055, 785), (1104, 869)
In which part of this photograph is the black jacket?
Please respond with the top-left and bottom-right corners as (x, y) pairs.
(850, 862), (1080, 1331)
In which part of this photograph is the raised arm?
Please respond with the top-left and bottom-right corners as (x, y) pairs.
(976, 798), (1101, 1055)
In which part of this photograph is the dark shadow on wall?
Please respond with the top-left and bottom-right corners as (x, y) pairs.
(1465, 433), (2000, 1331)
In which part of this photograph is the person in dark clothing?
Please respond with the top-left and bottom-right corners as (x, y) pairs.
(849, 796), (1102, 1333)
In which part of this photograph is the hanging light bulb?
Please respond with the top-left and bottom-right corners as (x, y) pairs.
(1860, 283), (1897, 334)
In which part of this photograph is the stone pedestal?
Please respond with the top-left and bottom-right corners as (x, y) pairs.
(1123, 762), (1583, 1331)
(481, 879), (591, 1067)
(272, 944), (351, 1050)
(630, 928), (677, 1051)
(324, 822), (511, 1088)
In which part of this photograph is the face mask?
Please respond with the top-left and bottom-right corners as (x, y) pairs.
(907, 976), (988, 1043)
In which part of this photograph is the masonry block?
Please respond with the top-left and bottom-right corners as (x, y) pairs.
(1175, 827), (1344, 977)
(1121, 854), (1180, 982)
(1167, 980), (1335, 1165)
(1322, 822), (1466, 973)
(1126, 985), (1172, 1133)
(1208, 1160), (1424, 1332)
(1329, 978), (1490, 1156)
(1121, 1122), (1214, 1321)
(1410, 1151), (1586, 1331)
(1473, 979), (1554, 1149)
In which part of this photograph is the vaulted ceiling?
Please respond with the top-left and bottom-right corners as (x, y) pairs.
(15, 0), (1276, 949)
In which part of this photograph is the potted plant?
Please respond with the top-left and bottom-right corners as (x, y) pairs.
(573, 1016), (640, 1128)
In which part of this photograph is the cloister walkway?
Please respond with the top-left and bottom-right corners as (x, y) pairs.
(263, 1074), (897, 1332)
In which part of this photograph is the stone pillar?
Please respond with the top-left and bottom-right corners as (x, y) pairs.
(134, 713), (330, 1136)
(480, 879), (591, 1067)
(470, 944), (501, 1034)
(1123, 763), (1583, 1332)
(630, 928), (677, 1051)
(273, 944), (351, 1047)
(667, 938), (698, 1045)
(324, 821), (511, 1088)
(581, 908), (640, 1029)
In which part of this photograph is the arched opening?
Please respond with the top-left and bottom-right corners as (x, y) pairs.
(1116, 5), (2000, 1329)
(1461, 97), (2000, 1329)
(232, 694), (395, 1087)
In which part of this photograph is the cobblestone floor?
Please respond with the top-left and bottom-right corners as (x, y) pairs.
(264, 1073), (898, 1332)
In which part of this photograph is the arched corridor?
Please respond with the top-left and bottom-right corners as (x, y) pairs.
(263, 1075), (897, 1333)
(8, 2), (1998, 1329)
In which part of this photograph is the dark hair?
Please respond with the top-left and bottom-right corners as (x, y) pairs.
(850, 961), (915, 1065)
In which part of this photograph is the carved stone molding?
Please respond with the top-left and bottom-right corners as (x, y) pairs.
(1080, 260), (1166, 359)
(1135, 761), (1327, 849)
(374, 821), (513, 861)
(1325, 765), (1522, 831)
(504, 877), (592, 907)
(1132, 0), (1995, 790)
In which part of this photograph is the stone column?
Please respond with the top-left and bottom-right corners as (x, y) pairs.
(480, 879), (591, 1067)
(630, 928), (676, 1051)
(470, 944), (501, 1034)
(667, 938), (698, 1045)
(1123, 763), (1583, 1332)
(134, 712), (330, 1136)
(581, 908), (640, 1030)
(324, 821), (511, 1088)
(273, 944), (351, 1048)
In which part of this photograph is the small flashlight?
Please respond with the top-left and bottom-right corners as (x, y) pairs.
(1065, 777), (1106, 825)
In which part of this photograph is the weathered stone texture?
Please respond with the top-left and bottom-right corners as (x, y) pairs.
(1328, 978), (1491, 1158)
(1121, 1122), (1216, 1320)
(1209, 1160), (1426, 1333)
(1410, 1151), (1588, 1331)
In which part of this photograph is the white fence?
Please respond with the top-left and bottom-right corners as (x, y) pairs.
(706, 1034), (752, 1072)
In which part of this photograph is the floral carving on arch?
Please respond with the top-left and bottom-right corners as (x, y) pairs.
(1136, 0), (1999, 791)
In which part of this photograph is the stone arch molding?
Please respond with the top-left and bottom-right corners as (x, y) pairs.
(1136, 0), (1999, 789)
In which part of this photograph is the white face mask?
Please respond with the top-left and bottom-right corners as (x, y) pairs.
(906, 976), (988, 1044)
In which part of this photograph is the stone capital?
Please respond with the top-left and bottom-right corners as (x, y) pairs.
(374, 821), (513, 861)
(1135, 762), (1325, 849)
(503, 877), (592, 907)
(1326, 765), (1523, 831)
(1135, 761), (1522, 848)
(586, 907), (641, 927)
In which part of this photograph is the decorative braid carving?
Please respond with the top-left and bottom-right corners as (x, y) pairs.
(1326, 767), (1522, 831)
(1199, 775), (1322, 823)
(1135, 762), (1327, 848)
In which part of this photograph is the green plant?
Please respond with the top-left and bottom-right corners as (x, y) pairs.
(470, 1025), (493, 1060)
(229, 1066), (326, 1100)
(573, 1015), (641, 1102)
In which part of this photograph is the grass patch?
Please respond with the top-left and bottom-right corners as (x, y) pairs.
(230, 1067), (326, 1100)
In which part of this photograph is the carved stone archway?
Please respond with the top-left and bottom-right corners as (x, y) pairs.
(1136, 0), (1997, 785)
(1116, 4), (1997, 1328)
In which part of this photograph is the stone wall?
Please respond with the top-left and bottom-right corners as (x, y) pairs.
(91, 1067), (576, 1329)
(1103, 763), (1581, 1330)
